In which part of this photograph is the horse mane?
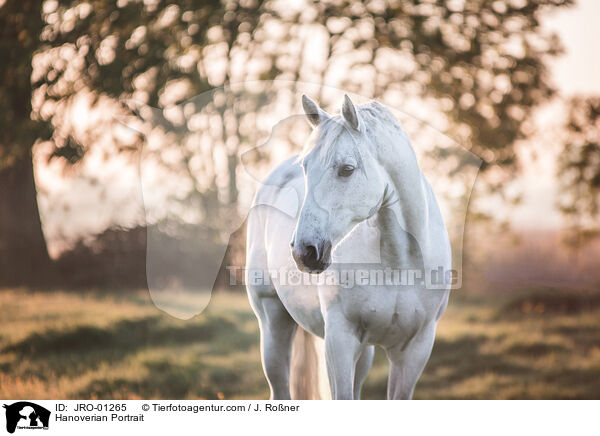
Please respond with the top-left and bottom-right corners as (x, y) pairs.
(357, 101), (411, 150)
(299, 101), (411, 167)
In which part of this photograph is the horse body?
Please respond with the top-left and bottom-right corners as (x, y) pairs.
(246, 96), (450, 400)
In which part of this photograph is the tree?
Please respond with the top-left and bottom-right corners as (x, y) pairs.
(558, 96), (600, 231)
(2, 0), (269, 285)
(0, 0), (53, 285)
(305, 0), (571, 171)
(1, 0), (573, 286)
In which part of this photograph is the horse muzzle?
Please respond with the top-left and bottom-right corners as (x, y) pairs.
(291, 238), (332, 274)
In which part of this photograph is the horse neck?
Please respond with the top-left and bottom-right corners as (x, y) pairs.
(374, 146), (432, 269)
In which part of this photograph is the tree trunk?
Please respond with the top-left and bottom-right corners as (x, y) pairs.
(0, 153), (52, 286)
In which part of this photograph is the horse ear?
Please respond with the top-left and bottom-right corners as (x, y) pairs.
(302, 95), (327, 127)
(342, 95), (359, 130)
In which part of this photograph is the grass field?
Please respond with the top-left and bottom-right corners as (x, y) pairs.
(1, 287), (599, 399)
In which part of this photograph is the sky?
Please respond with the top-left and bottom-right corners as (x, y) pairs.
(544, 0), (600, 96)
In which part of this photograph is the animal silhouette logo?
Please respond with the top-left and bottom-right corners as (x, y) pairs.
(2, 402), (50, 434)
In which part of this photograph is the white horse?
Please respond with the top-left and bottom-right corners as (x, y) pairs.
(245, 95), (451, 400)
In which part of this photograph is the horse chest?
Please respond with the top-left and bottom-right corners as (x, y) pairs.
(323, 285), (428, 347)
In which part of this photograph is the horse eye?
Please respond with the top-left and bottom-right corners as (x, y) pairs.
(338, 164), (355, 177)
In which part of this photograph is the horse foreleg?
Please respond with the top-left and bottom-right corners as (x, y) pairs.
(324, 312), (362, 400)
(385, 324), (436, 400)
(353, 345), (374, 400)
(249, 292), (298, 400)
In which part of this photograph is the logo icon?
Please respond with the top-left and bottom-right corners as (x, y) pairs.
(3, 402), (50, 434)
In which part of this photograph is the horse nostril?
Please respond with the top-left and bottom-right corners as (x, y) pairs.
(291, 240), (330, 272)
(303, 244), (318, 262)
(290, 240), (295, 248)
